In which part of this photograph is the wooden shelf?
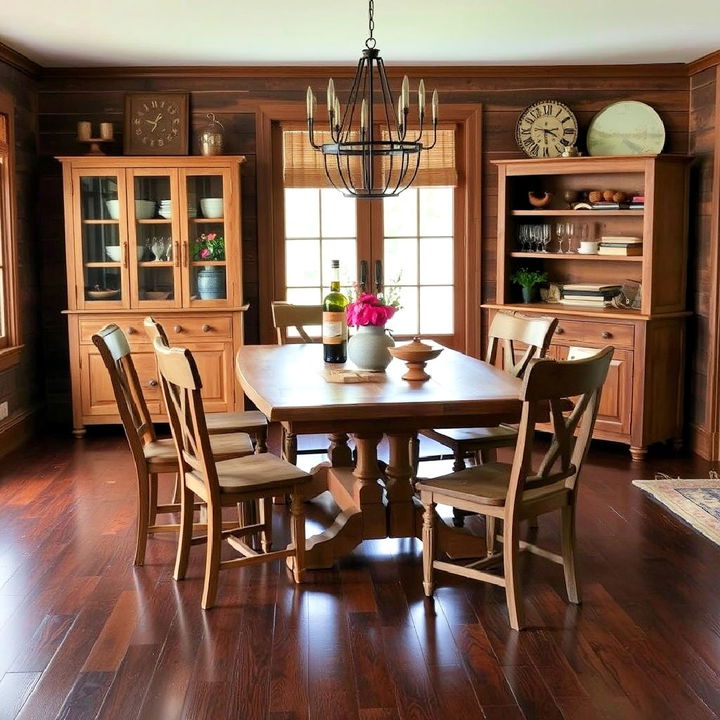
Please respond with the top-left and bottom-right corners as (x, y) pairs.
(190, 260), (226, 266)
(84, 262), (120, 268)
(82, 219), (119, 225)
(191, 217), (224, 223)
(136, 218), (171, 224)
(510, 252), (643, 262)
(138, 261), (173, 267)
(483, 302), (647, 320)
(511, 210), (644, 217)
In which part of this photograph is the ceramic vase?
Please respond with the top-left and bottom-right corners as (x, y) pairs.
(347, 325), (395, 371)
(521, 286), (536, 304)
(197, 266), (226, 300)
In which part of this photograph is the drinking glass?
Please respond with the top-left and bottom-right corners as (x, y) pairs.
(555, 222), (566, 253)
(541, 225), (551, 253)
(576, 223), (588, 253)
(566, 223), (576, 254)
(518, 225), (529, 252)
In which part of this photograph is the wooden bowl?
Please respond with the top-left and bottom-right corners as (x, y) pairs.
(388, 337), (443, 381)
(87, 289), (119, 300)
(528, 191), (552, 208)
(144, 291), (170, 301)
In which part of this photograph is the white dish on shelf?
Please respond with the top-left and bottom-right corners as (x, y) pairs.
(200, 198), (224, 218)
(105, 200), (119, 219)
(158, 209), (172, 219)
(105, 246), (121, 262)
(135, 200), (156, 219)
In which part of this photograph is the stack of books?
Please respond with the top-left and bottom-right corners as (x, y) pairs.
(598, 236), (643, 257)
(590, 201), (630, 210)
(560, 283), (622, 307)
(629, 195), (645, 210)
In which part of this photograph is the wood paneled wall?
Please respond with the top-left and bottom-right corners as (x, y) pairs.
(0, 59), (40, 453)
(35, 66), (690, 424)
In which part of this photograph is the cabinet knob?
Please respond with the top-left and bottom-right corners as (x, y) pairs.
(202, 324), (211, 332)
(173, 325), (183, 333)
(148, 379), (158, 387)
(601, 331), (612, 339)
(555, 327), (565, 335)
(126, 326), (136, 335)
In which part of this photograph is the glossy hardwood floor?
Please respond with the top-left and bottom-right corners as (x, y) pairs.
(0, 428), (719, 720)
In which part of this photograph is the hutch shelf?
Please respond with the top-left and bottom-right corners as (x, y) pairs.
(485, 154), (691, 461)
(59, 155), (248, 437)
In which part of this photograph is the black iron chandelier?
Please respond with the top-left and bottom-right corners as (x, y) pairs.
(305, 0), (439, 198)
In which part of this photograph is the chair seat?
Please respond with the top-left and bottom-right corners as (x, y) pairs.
(205, 410), (267, 434)
(190, 453), (311, 495)
(416, 462), (566, 507)
(144, 433), (255, 470)
(424, 424), (518, 447)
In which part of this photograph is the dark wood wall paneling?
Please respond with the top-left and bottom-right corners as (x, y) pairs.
(0, 60), (41, 447)
(35, 67), (690, 425)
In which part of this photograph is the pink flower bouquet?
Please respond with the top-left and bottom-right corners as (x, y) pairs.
(346, 293), (397, 327)
(192, 232), (225, 261)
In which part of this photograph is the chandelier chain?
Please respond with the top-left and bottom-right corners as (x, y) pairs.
(365, 0), (376, 49)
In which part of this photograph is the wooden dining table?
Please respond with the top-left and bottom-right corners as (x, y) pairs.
(235, 343), (525, 571)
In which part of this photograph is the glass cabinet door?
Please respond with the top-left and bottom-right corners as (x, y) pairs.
(126, 170), (182, 307)
(181, 169), (235, 306)
(73, 170), (129, 307)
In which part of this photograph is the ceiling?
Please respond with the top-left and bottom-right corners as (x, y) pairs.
(2, 0), (719, 68)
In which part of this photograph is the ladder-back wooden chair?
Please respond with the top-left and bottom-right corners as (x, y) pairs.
(417, 311), (558, 474)
(271, 301), (326, 463)
(144, 316), (268, 447)
(154, 338), (311, 609)
(92, 324), (256, 566)
(417, 346), (614, 630)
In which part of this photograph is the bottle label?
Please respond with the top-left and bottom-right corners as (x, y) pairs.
(323, 311), (347, 344)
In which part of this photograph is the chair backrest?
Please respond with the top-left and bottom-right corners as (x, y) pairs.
(485, 311), (558, 378)
(92, 324), (157, 460)
(505, 346), (614, 517)
(153, 338), (220, 505)
(271, 301), (323, 344)
(144, 316), (170, 346)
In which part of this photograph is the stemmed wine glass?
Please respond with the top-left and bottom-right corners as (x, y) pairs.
(566, 223), (576, 254)
(555, 222), (566, 254)
(518, 225), (529, 252)
(541, 225), (551, 253)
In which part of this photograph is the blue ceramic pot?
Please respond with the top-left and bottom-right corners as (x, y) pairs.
(197, 266), (226, 300)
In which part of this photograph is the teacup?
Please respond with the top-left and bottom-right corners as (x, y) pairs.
(579, 240), (600, 254)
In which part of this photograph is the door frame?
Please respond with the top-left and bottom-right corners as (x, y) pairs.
(256, 102), (482, 356)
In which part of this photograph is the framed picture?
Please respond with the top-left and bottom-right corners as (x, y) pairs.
(124, 92), (189, 155)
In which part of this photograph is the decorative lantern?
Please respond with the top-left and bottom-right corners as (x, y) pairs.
(200, 113), (224, 156)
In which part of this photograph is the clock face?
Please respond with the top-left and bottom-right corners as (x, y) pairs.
(515, 101), (579, 158)
(124, 93), (189, 155)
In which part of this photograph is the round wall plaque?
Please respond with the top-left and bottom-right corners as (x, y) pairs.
(586, 101), (665, 156)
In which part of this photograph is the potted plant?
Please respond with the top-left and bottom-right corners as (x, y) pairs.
(192, 232), (226, 299)
(511, 267), (548, 304)
(346, 285), (401, 371)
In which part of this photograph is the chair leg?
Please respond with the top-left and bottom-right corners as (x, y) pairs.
(260, 497), (273, 553)
(201, 501), (223, 610)
(452, 447), (466, 472)
(173, 479), (195, 581)
(502, 517), (524, 631)
(476, 447), (498, 465)
(255, 425), (268, 454)
(409, 434), (420, 479)
(486, 516), (497, 556)
(290, 490), (306, 583)
(283, 429), (298, 464)
(148, 473), (159, 526)
(133, 468), (151, 566)
(561, 504), (579, 604)
(171, 472), (181, 504)
(422, 499), (437, 597)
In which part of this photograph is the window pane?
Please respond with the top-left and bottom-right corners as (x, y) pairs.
(321, 239), (356, 288)
(383, 188), (417, 237)
(285, 188), (320, 238)
(419, 187), (453, 236)
(420, 286), (454, 335)
(390, 287), (419, 336)
(384, 236), (418, 286)
(286, 239), (321, 287)
(420, 236), (453, 285)
(320, 189), (356, 237)
(286, 287), (322, 304)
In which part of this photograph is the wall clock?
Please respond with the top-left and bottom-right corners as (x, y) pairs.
(124, 93), (189, 155)
(586, 101), (665, 156)
(515, 100), (579, 158)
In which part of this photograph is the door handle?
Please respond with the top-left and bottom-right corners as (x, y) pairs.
(359, 260), (368, 291)
(374, 259), (383, 294)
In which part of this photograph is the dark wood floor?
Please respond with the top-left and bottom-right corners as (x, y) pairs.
(0, 429), (719, 719)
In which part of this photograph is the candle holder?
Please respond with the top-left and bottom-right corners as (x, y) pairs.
(76, 121), (114, 155)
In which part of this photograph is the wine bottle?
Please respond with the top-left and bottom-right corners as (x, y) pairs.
(322, 259), (348, 363)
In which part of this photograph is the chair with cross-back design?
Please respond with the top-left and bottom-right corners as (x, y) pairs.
(92, 324), (257, 566)
(154, 337), (311, 609)
(416, 311), (558, 476)
(417, 346), (614, 630)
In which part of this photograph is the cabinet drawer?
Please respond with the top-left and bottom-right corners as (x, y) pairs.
(553, 318), (634, 349)
(79, 316), (149, 346)
(160, 316), (233, 342)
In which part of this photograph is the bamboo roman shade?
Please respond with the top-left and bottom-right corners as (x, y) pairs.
(282, 126), (457, 189)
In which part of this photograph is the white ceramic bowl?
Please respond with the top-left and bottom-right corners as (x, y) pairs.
(200, 198), (224, 218)
(105, 246), (121, 262)
(105, 200), (120, 219)
(158, 209), (172, 219)
(135, 200), (156, 219)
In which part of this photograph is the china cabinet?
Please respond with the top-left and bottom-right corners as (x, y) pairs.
(484, 155), (691, 460)
(58, 155), (247, 437)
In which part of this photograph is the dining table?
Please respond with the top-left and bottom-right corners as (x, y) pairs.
(235, 343), (525, 572)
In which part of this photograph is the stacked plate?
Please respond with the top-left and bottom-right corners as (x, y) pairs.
(158, 200), (172, 219)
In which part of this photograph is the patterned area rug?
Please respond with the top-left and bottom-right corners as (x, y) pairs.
(633, 473), (720, 545)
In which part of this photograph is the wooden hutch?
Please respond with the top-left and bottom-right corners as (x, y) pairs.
(59, 156), (247, 437)
(485, 155), (691, 460)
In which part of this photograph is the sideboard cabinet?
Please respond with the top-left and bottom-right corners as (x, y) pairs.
(484, 155), (691, 460)
(58, 156), (247, 437)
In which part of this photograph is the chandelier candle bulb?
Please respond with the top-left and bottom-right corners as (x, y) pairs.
(418, 79), (426, 118)
(360, 99), (368, 132)
(334, 97), (341, 129)
(327, 78), (335, 114)
(432, 90), (439, 123)
(401, 76), (410, 110)
(306, 87), (315, 119)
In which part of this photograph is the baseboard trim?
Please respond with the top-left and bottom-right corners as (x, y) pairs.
(0, 408), (38, 459)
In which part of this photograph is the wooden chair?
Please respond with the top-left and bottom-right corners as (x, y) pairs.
(92, 324), (257, 566)
(144, 316), (268, 447)
(154, 337), (311, 609)
(416, 311), (558, 476)
(271, 301), (326, 463)
(417, 346), (614, 630)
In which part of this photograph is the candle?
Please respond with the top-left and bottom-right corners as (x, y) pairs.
(432, 89), (439, 123)
(401, 76), (409, 111)
(327, 78), (335, 115)
(306, 87), (314, 120)
(397, 97), (403, 129)
(360, 98), (367, 132)
(334, 97), (341, 128)
(99, 122), (113, 140)
(77, 121), (91, 141)
(418, 79), (425, 119)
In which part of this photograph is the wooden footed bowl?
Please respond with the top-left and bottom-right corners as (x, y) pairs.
(388, 336), (443, 381)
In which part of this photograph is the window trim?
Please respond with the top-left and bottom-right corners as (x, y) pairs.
(0, 93), (21, 368)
